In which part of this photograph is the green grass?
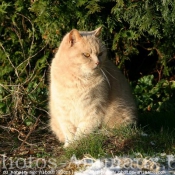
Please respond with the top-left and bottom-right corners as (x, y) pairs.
(1, 111), (174, 169)
(63, 111), (175, 160)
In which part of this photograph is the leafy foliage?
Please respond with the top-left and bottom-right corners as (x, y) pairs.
(0, 1), (49, 128)
(133, 75), (175, 111)
(0, 0), (175, 131)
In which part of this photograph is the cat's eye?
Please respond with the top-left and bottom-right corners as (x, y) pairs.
(83, 53), (90, 58)
(98, 52), (103, 56)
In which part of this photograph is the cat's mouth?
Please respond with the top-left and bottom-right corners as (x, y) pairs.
(93, 62), (101, 70)
(93, 65), (100, 70)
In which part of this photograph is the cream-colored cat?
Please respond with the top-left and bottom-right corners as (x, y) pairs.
(49, 27), (137, 147)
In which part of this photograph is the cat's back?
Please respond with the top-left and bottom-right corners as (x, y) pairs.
(103, 60), (137, 127)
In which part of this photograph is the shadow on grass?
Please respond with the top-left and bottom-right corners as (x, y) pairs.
(64, 111), (175, 159)
(138, 111), (175, 132)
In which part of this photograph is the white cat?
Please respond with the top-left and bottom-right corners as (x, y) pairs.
(49, 27), (137, 147)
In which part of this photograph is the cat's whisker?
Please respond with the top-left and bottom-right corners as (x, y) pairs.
(100, 68), (111, 88)
(103, 65), (118, 72)
(103, 68), (118, 81)
(103, 38), (111, 42)
(101, 43), (110, 49)
(101, 46), (110, 51)
(103, 62), (120, 71)
(101, 45), (107, 49)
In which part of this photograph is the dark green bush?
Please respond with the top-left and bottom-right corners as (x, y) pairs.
(133, 75), (175, 111)
(0, 0), (175, 129)
(0, 1), (49, 127)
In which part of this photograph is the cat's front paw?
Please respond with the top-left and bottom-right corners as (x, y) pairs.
(63, 142), (69, 148)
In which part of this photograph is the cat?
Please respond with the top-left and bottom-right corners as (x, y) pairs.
(49, 27), (137, 147)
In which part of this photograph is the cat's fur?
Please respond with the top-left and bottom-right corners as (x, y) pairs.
(49, 27), (137, 147)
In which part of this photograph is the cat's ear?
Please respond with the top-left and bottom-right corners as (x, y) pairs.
(69, 29), (82, 46)
(94, 27), (102, 37)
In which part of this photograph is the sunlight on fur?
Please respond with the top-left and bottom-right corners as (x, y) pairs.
(49, 27), (137, 147)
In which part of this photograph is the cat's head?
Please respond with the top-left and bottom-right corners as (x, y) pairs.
(57, 27), (107, 76)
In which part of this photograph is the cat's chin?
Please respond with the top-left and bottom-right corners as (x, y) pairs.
(80, 66), (99, 76)
(82, 68), (101, 77)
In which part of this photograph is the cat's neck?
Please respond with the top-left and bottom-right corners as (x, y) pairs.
(52, 62), (104, 88)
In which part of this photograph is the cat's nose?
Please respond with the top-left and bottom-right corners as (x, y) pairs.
(96, 61), (100, 65)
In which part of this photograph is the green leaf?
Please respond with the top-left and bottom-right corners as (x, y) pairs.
(171, 81), (175, 89)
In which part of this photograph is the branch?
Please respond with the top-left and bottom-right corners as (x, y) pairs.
(0, 43), (20, 79)
(18, 115), (40, 150)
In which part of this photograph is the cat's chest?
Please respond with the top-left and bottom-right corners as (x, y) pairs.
(53, 81), (108, 125)
(56, 77), (108, 105)
(59, 89), (91, 121)
(64, 88), (93, 105)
